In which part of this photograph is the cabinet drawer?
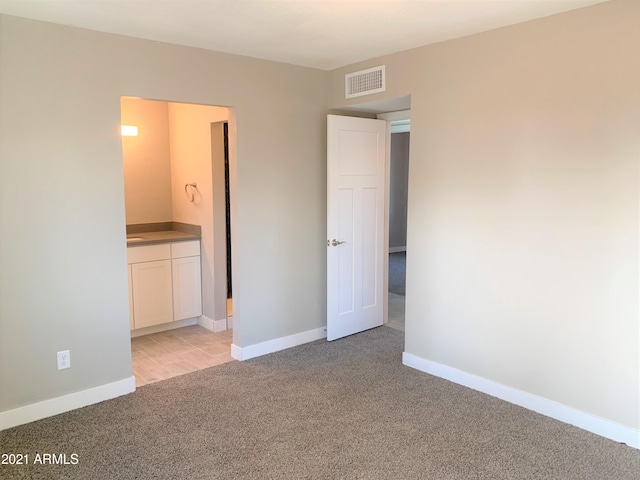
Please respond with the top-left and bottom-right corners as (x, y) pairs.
(127, 244), (171, 264)
(171, 240), (200, 258)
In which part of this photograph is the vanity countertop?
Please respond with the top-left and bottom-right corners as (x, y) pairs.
(126, 230), (200, 247)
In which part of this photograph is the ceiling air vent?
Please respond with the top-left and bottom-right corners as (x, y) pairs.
(345, 65), (385, 99)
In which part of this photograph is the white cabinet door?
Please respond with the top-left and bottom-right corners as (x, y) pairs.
(128, 265), (134, 330)
(172, 256), (202, 321)
(131, 260), (173, 329)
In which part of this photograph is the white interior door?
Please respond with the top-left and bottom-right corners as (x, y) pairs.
(327, 114), (387, 341)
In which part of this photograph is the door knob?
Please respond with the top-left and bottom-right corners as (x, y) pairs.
(329, 239), (346, 247)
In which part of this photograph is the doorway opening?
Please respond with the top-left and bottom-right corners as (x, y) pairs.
(326, 97), (411, 342)
(377, 109), (410, 333)
(120, 97), (237, 387)
(386, 120), (410, 332)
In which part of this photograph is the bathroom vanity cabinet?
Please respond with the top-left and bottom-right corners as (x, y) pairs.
(127, 240), (202, 330)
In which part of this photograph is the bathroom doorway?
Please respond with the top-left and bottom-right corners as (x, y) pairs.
(121, 97), (236, 387)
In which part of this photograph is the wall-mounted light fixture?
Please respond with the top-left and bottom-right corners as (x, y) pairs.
(121, 125), (138, 137)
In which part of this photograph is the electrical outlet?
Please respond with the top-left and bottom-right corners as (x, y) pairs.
(57, 350), (71, 370)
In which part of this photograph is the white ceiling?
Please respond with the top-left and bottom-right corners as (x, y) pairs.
(0, 0), (608, 70)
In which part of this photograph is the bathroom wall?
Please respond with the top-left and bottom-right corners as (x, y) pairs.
(168, 103), (230, 323)
(120, 98), (172, 224)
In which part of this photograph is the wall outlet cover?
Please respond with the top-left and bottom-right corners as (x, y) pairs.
(57, 350), (71, 370)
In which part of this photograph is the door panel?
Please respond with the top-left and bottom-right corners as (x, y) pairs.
(338, 130), (380, 176)
(327, 115), (387, 341)
(338, 188), (355, 315)
(362, 187), (378, 308)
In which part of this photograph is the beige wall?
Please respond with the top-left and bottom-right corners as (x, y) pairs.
(0, 14), (328, 414)
(389, 132), (410, 249)
(331, 0), (639, 430)
(167, 103), (229, 322)
(121, 98), (173, 224)
(210, 122), (230, 323)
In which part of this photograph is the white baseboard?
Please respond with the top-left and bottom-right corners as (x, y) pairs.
(389, 246), (406, 253)
(402, 353), (639, 449)
(198, 315), (227, 333)
(231, 327), (326, 361)
(130, 318), (197, 337)
(227, 316), (233, 330)
(0, 376), (136, 431)
(230, 343), (242, 360)
(213, 318), (227, 332)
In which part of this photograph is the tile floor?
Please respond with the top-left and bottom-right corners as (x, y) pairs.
(131, 325), (234, 387)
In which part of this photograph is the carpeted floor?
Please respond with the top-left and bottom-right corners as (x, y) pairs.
(1, 327), (638, 479)
(389, 252), (406, 295)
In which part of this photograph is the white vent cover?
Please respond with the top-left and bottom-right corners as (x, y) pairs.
(345, 65), (385, 99)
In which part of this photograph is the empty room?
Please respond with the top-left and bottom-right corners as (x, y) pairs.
(0, 1), (638, 478)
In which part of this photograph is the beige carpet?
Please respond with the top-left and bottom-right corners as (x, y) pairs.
(1, 327), (638, 479)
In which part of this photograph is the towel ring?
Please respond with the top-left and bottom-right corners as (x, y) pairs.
(185, 183), (197, 203)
